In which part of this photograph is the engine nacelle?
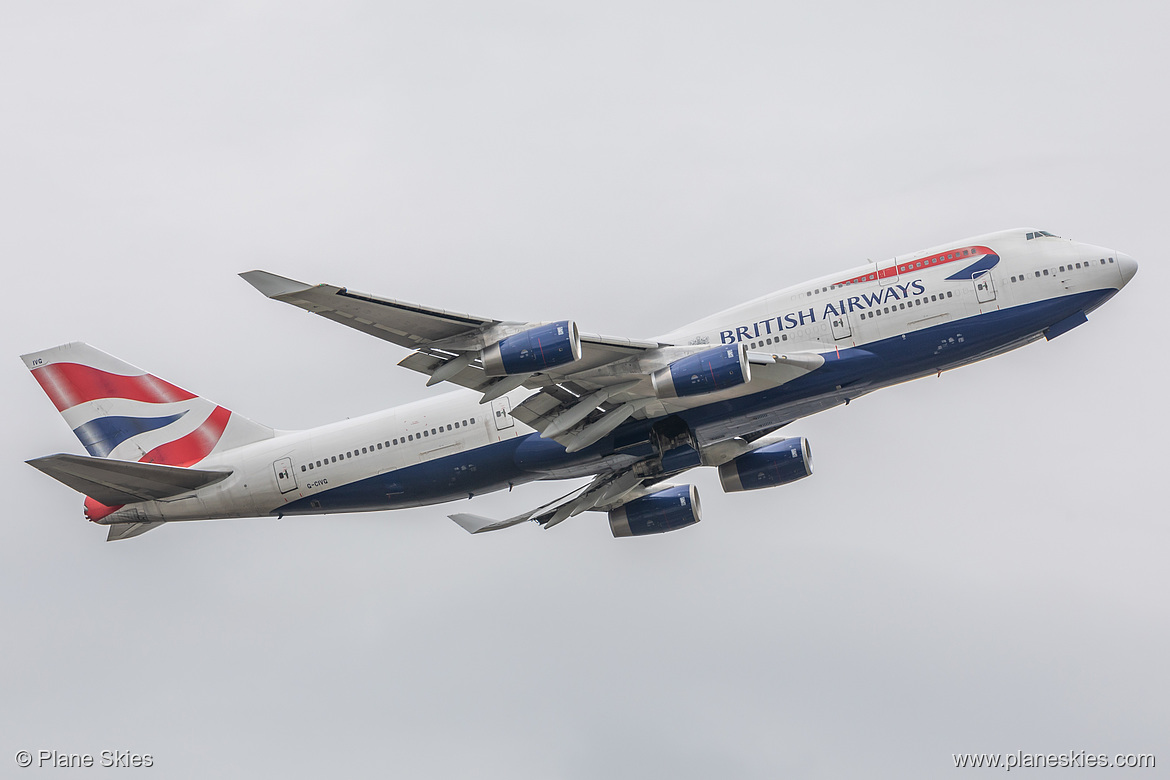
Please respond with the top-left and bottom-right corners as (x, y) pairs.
(609, 484), (702, 537)
(651, 345), (751, 399)
(718, 437), (813, 492)
(481, 321), (581, 376)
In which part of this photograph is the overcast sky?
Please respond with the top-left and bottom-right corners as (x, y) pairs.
(2, 2), (1167, 777)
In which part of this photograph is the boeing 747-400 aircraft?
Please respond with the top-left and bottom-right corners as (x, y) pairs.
(24, 228), (1136, 541)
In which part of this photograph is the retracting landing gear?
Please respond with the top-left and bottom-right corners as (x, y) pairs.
(650, 415), (698, 456)
(649, 415), (702, 475)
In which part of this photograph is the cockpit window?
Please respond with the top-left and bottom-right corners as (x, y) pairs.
(1026, 230), (1060, 240)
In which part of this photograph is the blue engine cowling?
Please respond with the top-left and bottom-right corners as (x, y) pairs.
(651, 345), (751, 399)
(609, 484), (702, 537)
(717, 437), (813, 492)
(481, 321), (581, 376)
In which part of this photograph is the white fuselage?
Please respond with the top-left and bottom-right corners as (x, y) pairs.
(103, 230), (1135, 526)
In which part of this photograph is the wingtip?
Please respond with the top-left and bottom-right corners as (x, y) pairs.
(448, 513), (496, 534)
(239, 270), (313, 298)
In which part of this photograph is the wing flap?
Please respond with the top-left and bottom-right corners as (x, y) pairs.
(397, 350), (494, 392)
(447, 467), (669, 534)
(27, 454), (231, 506)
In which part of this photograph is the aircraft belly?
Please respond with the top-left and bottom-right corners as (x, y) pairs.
(679, 288), (1114, 440)
(276, 438), (536, 515)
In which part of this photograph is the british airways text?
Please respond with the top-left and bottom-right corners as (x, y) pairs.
(720, 280), (927, 343)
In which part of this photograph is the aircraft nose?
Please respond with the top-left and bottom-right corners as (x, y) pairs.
(1115, 251), (1138, 286)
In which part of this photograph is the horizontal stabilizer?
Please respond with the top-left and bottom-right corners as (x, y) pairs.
(27, 453), (231, 506)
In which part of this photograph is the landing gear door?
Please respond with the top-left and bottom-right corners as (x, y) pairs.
(830, 310), (852, 340)
(273, 457), (298, 494)
(974, 270), (996, 303)
(491, 396), (514, 430)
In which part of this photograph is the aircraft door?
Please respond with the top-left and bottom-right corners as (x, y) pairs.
(830, 310), (852, 340)
(273, 457), (298, 494)
(491, 396), (514, 430)
(973, 270), (996, 304)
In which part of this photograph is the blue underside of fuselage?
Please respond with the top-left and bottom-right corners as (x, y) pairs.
(276, 288), (1115, 517)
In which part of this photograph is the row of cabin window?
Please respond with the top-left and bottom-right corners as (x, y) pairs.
(300, 417), (477, 472)
(747, 291), (955, 346)
(858, 291), (952, 320)
(748, 333), (791, 349)
(1009, 257), (1114, 283)
(392, 417), (476, 446)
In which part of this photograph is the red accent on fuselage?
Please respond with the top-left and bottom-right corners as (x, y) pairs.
(84, 496), (123, 522)
(833, 245), (995, 287)
(31, 362), (196, 412)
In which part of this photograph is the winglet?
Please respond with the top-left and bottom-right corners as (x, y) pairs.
(449, 513), (497, 533)
(239, 270), (314, 299)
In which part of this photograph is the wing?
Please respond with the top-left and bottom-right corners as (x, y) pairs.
(241, 271), (822, 452)
(449, 467), (674, 534)
(239, 270), (499, 351)
(241, 271), (670, 444)
(446, 426), (801, 534)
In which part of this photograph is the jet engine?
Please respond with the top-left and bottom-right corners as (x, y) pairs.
(481, 320), (581, 376)
(717, 437), (812, 492)
(609, 484), (702, 537)
(651, 345), (750, 399)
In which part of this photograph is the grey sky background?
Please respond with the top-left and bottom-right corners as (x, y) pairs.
(2, 2), (1166, 777)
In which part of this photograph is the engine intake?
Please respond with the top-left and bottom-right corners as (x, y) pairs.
(609, 484), (702, 537)
(718, 437), (813, 492)
(482, 321), (581, 376)
(651, 345), (750, 399)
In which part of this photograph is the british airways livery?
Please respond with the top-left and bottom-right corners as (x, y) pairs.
(23, 228), (1137, 541)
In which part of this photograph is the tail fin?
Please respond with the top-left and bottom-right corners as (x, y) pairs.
(22, 342), (273, 466)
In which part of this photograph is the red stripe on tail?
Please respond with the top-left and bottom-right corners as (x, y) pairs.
(140, 406), (231, 467)
(32, 363), (196, 412)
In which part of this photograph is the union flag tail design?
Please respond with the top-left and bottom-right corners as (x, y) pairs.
(21, 342), (274, 467)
